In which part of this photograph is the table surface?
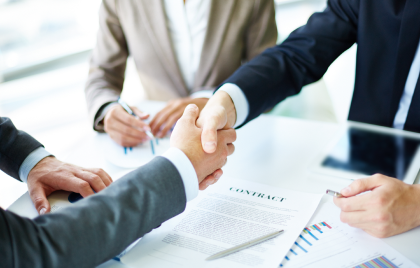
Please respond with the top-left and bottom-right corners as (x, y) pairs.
(4, 105), (420, 266)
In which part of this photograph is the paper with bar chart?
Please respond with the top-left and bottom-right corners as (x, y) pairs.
(280, 202), (418, 268)
(120, 178), (323, 268)
(99, 134), (170, 168)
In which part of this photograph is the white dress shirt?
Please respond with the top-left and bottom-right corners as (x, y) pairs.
(163, 0), (211, 95)
(393, 40), (420, 129)
(221, 40), (420, 130)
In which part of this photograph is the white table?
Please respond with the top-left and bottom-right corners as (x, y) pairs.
(5, 110), (420, 266)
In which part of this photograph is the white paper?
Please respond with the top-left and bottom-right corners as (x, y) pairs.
(280, 202), (419, 268)
(121, 177), (323, 268)
(99, 135), (170, 169)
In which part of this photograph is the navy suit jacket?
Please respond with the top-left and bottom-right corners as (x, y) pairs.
(224, 0), (420, 131)
(0, 117), (43, 180)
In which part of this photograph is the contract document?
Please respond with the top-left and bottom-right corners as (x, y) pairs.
(280, 202), (419, 268)
(121, 177), (323, 268)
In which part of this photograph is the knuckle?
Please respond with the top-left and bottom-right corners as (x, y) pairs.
(79, 181), (90, 190)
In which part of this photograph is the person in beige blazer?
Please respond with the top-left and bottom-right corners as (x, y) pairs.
(85, 0), (277, 147)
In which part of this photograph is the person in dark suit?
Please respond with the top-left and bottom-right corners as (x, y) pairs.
(0, 104), (236, 267)
(195, 0), (420, 238)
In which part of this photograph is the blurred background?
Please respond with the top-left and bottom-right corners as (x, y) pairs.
(0, 0), (356, 207)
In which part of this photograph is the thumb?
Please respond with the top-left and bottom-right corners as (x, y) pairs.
(341, 175), (384, 197)
(29, 185), (51, 215)
(179, 104), (199, 125)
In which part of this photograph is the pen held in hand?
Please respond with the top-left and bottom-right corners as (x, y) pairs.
(118, 98), (156, 155)
(205, 230), (284, 261)
(326, 189), (343, 198)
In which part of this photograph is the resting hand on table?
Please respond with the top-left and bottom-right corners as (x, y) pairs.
(333, 174), (420, 238)
(150, 97), (209, 138)
(196, 91), (237, 153)
(104, 104), (151, 147)
(171, 104), (236, 190)
(27, 157), (113, 215)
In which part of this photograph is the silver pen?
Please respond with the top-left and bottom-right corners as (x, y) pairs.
(117, 98), (156, 154)
(326, 189), (343, 198)
(206, 230), (284, 261)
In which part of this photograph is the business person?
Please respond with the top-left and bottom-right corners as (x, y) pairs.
(1, 105), (236, 268)
(85, 0), (277, 146)
(194, 0), (420, 238)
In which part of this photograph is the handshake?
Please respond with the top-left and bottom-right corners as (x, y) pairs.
(170, 103), (236, 190)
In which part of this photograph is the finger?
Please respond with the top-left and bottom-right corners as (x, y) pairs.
(340, 210), (372, 228)
(107, 119), (148, 141)
(226, 143), (235, 156)
(201, 115), (220, 153)
(131, 107), (150, 121)
(179, 104), (199, 125)
(28, 185), (51, 215)
(340, 175), (385, 197)
(75, 171), (107, 193)
(333, 193), (370, 212)
(84, 168), (113, 187)
(159, 113), (181, 138)
(218, 128), (237, 144)
(108, 132), (144, 147)
(55, 176), (96, 198)
(199, 169), (223, 190)
(115, 106), (150, 131)
(150, 105), (178, 135)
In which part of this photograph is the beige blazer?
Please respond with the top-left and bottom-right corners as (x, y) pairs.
(85, 0), (277, 130)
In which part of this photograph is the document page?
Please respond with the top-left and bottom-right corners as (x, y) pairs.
(280, 202), (419, 268)
(121, 177), (323, 268)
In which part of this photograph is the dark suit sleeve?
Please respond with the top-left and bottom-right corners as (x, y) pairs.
(0, 156), (187, 268)
(0, 117), (43, 180)
(223, 0), (359, 126)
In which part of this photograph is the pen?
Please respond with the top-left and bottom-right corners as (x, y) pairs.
(206, 230), (284, 261)
(117, 98), (155, 155)
(326, 189), (343, 198)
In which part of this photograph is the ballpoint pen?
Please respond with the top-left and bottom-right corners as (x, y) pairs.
(206, 230), (284, 261)
(326, 189), (343, 198)
(117, 98), (156, 155)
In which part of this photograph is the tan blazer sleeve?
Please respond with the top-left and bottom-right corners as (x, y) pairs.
(85, 0), (128, 131)
(245, 0), (278, 61)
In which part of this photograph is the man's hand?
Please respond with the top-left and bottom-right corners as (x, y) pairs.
(104, 105), (151, 147)
(196, 91), (237, 153)
(27, 157), (113, 215)
(150, 97), (209, 138)
(333, 174), (420, 238)
(171, 104), (236, 190)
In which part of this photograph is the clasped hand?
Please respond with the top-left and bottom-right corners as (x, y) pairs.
(170, 104), (236, 190)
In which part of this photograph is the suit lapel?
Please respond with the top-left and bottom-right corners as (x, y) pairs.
(388, 0), (420, 125)
(194, 0), (237, 89)
(137, 0), (188, 94)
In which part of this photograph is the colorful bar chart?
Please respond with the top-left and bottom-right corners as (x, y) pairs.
(281, 221), (333, 266)
(353, 256), (399, 268)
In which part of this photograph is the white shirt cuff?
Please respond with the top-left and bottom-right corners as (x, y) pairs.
(190, 90), (213, 99)
(162, 147), (198, 202)
(218, 83), (249, 128)
(19, 147), (52, 183)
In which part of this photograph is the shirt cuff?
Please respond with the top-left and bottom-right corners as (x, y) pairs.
(94, 102), (119, 131)
(218, 83), (249, 128)
(162, 147), (199, 202)
(19, 147), (53, 183)
(190, 90), (213, 99)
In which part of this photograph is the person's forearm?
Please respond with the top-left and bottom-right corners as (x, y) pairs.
(0, 157), (186, 268)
